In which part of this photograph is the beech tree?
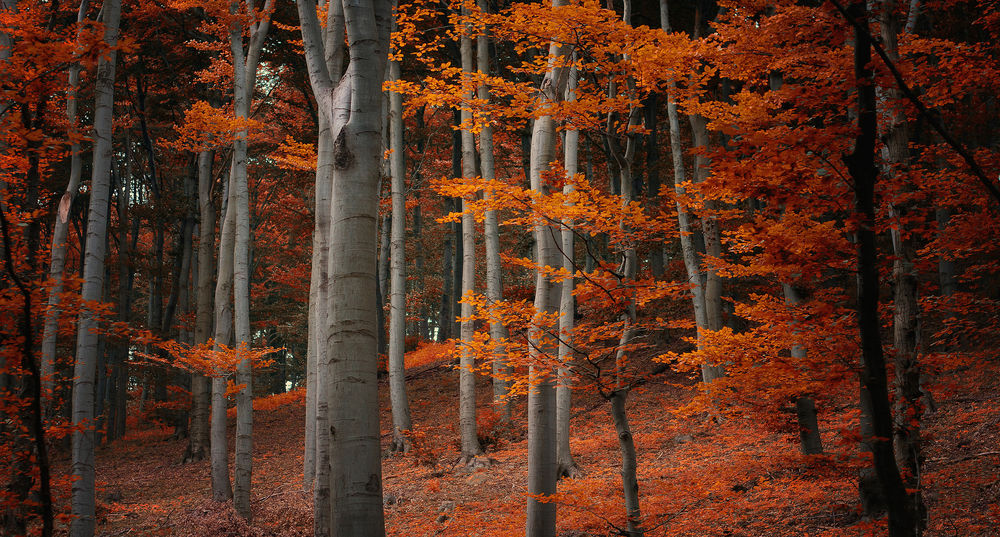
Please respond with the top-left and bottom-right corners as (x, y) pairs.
(297, 0), (393, 534)
(526, 2), (569, 535)
(71, 1), (122, 535)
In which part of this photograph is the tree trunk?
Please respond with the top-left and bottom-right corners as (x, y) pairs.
(211, 161), (236, 503)
(478, 0), (511, 422)
(659, 0), (716, 385)
(186, 149), (215, 463)
(297, 1), (392, 534)
(782, 284), (823, 455)
(844, 3), (920, 533)
(71, 1), (121, 535)
(458, 10), (484, 464)
(526, 5), (568, 533)
(41, 0), (89, 407)
(387, 56), (412, 454)
(228, 2), (273, 518)
(879, 0), (925, 527)
(557, 62), (579, 478)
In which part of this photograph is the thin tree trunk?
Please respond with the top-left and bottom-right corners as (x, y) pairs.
(210, 159), (235, 503)
(312, 110), (334, 537)
(228, 2), (273, 518)
(782, 284), (823, 455)
(41, 0), (90, 407)
(71, 1), (121, 535)
(478, 0), (511, 422)
(556, 62), (579, 478)
(879, 0), (925, 527)
(186, 149), (215, 463)
(458, 8), (484, 464)
(658, 0), (715, 385)
(387, 56), (412, 454)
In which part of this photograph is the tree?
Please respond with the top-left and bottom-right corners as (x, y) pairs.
(841, 0), (920, 533)
(458, 3), (485, 465)
(71, 1), (122, 535)
(184, 148), (216, 463)
(228, 0), (274, 519)
(388, 50), (412, 454)
(526, 2), (569, 535)
(297, 0), (393, 534)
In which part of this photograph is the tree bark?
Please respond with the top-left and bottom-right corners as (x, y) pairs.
(526, 4), (568, 534)
(41, 0), (90, 408)
(478, 0), (512, 423)
(387, 56), (412, 454)
(782, 284), (823, 455)
(458, 8), (484, 463)
(297, 1), (392, 534)
(71, 1), (121, 535)
(844, 2), (920, 533)
(228, 0), (273, 518)
(879, 0), (926, 527)
(185, 149), (215, 463)
(556, 62), (579, 479)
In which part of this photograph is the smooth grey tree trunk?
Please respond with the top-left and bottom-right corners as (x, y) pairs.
(41, 0), (89, 407)
(228, 1), (273, 519)
(70, 0), (121, 535)
(527, 4), (568, 534)
(477, 0), (511, 422)
(688, 114), (725, 383)
(387, 56), (412, 454)
(556, 63), (579, 479)
(658, 0), (719, 385)
(297, 1), (392, 534)
(458, 10), (484, 464)
(185, 149), (215, 463)
(312, 109), (335, 537)
(211, 160), (236, 503)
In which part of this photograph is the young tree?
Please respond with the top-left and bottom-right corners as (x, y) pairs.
(185, 149), (216, 463)
(40, 0), (89, 408)
(388, 52), (412, 454)
(841, 1), (920, 533)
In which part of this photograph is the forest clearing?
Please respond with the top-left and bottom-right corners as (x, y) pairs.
(2, 0), (999, 536)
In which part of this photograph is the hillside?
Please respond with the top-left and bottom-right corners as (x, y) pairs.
(86, 348), (1000, 537)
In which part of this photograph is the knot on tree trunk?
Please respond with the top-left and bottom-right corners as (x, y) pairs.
(333, 128), (354, 170)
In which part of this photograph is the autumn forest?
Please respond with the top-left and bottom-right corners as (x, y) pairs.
(1, 0), (999, 535)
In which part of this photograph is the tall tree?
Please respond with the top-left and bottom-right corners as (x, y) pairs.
(878, 0), (926, 528)
(387, 52), (412, 454)
(556, 60), (579, 479)
(458, 4), (485, 465)
(297, 0), (393, 534)
(40, 0), (89, 408)
(526, 1), (569, 535)
(71, 0), (122, 535)
(185, 149), (216, 463)
(841, 0), (920, 534)
(477, 0), (511, 421)
(228, 0), (273, 519)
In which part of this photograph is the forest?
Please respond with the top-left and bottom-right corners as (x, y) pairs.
(1, 0), (999, 535)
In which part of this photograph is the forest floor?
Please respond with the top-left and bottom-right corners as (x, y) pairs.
(78, 342), (1000, 537)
